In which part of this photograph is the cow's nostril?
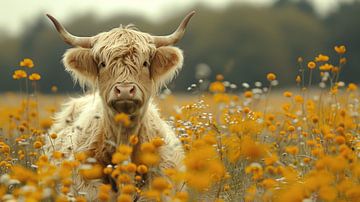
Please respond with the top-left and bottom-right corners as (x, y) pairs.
(114, 86), (121, 95)
(129, 86), (135, 95)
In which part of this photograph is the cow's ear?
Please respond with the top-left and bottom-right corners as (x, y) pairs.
(63, 47), (98, 88)
(150, 46), (183, 87)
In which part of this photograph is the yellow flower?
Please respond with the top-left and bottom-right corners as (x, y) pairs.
(287, 125), (295, 132)
(112, 152), (128, 164)
(331, 86), (338, 94)
(331, 66), (339, 73)
(209, 81), (225, 93)
(12, 69), (27, 79)
(75, 152), (87, 162)
(264, 154), (278, 166)
(303, 157), (311, 164)
(98, 184), (111, 201)
(103, 166), (113, 175)
(151, 177), (170, 192)
(135, 175), (142, 181)
(137, 165), (148, 174)
(244, 91), (253, 98)
(335, 136), (345, 145)
(117, 194), (132, 202)
(319, 63), (333, 71)
(80, 164), (103, 180)
(61, 186), (70, 194)
(151, 137), (164, 147)
(340, 57), (347, 64)
(307, 61), (316, 69)
(33, 141), (43, 149)
(117, 173), (131, 183)
(75, 196), (87, 202)
(294, 95), (304, 104)
(117, 145), (132, 156)
(114, 113), (131, 126)
(29, 73), (41, 81)
(143, 190), (161, 201)
(141, 142), (156, 153)
(125, 163), (137, 173)
(129, 134), (139, 145)
(347, 83), (357, 91)
(315, 54), (329, 62)
(50, 133), (58, 139)
(241, 136), (265, 161)
(283, 91), (292, 98)
(245, 163), (263, 180)
(51, 85), (58, 93)
(140, 152), (160, 166)
(266, 73), (276, 81)
(319, 186), (337, 201)
(40, 118), (53, 129)
(216, 74), (224, 81)
(121, 184), (135, 194)
(334, 45), (346, 54)
(295, 75), (301, 83)
(261, 178), (277, 189)
(20, 58), (34, 68)
(285, 146), (299, 155)
(53, 151), (63, 159)
(174, 192), (188, 201)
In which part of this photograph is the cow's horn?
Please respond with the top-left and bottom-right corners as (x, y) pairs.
(46, 14), (93, 48)
(153, 11), (195, 47)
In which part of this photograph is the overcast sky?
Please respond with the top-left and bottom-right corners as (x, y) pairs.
(1, 0), (351, 36)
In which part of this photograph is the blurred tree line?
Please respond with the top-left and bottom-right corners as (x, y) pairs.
(0, 0), (359, 93)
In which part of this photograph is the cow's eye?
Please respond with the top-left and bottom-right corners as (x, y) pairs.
(99, 62), (106, 68)
(143, 61), (149, 68)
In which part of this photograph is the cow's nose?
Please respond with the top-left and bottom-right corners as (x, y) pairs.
(113, 83), (136, 99)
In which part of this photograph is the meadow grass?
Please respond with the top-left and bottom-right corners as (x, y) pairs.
(1, 45), (360, 201)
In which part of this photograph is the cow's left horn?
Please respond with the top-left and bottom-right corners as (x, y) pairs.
(46, 14), (93, 48)
(153, 11), (195, 47)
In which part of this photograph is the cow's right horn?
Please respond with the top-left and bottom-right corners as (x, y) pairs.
(153, 11), (195, 47)
(46, 14), (93, 48)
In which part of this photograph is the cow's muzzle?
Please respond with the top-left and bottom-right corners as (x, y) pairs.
(109, 83), (143, 114)
(110, 99), (142, 115)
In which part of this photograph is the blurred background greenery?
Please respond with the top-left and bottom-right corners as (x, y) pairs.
(1, 0), (359, 93)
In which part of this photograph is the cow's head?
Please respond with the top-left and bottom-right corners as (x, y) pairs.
(47, 12), (194, 118)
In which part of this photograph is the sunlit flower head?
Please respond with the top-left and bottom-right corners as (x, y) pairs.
(12, 69), (27, 79)
(334, 45), (346, 54)
(266, 73), (276, 81)
(20, 58), (34, 68)
(29, 73), (41, 81)
(315, 54), (329, 62)
(307, 61), (316, 69)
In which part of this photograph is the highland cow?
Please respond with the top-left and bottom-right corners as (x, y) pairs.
(46, 11), (195, 201)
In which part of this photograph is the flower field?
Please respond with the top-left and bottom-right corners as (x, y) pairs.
(1, 45), (360, 202)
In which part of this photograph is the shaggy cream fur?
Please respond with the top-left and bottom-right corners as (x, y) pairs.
(48, 93), (185, 200)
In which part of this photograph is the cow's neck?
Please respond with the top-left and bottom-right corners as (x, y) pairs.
(103, 111), (144, 145)
(92, 98), (151, 165)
